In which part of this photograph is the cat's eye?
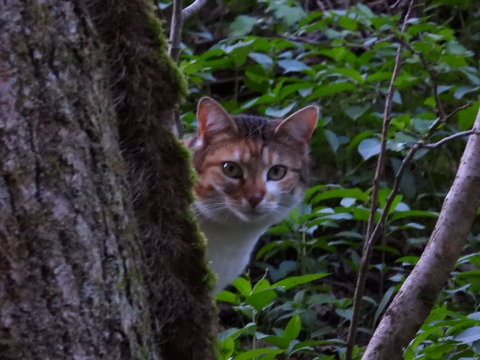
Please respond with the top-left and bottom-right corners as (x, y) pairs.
(222, 162), (243, 179)
(267, 165), (287, 181)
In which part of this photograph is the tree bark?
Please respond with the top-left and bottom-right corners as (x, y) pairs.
(0, 1), (215, 359)
(363, 110), (480, 359)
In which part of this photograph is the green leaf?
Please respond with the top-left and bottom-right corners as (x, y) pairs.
(358, 138), (381, 160)
(249, 52), (274, 69)
(345, 105), (369, 120)
(279, 83), (314, 99)
(272, 273), (329, 290)
(219, 337), (234, 360)
(458, 103), (477, 131)
(454, 86), (479, 100)
(245, 289), (278, 311)
(324, 129), (339, 152)
(215, 290), (241, 304)
(338, 15), (358, 30)
(453, 326), (480, 344)
(278, 59), (310, 73)
(330, 67), (364, 84)
(218, 323), (256, 341)
(312, 188), (368, 203)
(258, 335), (291, 349)
(232, 277), (252, 297)
(310, 82), (356, 98)
(284, 313), (302, 340)
(269, 3), (306, 26)
(228, 15), (257, 38)
(374, 286), (396, 324)
(265, 103), (295, 118)
(234, 348), (283, 360)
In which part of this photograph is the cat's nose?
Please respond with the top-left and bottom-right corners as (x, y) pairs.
(246, 193), (264, 208)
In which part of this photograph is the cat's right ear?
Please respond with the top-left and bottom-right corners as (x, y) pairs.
(197, 97), (238, 139)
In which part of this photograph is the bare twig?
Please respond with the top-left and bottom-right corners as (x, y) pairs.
(422, 130), (479, 149)
(167, 0), (208, 138)
(168, 0), (183, 62)
(390, 0), (406, 10)
(345, 2), (414, 359)
(182, 0), (207, 22)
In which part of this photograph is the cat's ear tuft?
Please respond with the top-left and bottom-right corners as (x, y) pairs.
(275, 105), (319, 148)
(197, 97), (238, 138)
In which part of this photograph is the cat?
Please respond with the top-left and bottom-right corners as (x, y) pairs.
(185, 97), (318, 293)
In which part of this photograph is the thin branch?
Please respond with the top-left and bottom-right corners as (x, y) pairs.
(390, 0), (406, 10)
(167, 0), (208, 138)
(345, 2), (414, 359)
(182, 0), (208, 22)
(422, 130), (480, 149)
(168, 0), (183, 62)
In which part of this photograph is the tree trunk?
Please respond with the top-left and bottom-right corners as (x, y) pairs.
(363, 110), (480, 359)
(0, 1), (216, 359)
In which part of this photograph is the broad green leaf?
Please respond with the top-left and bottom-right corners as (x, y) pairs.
(278, 59), (310, 73)
(215, 290), (241, 304)
(454, 86), (479, 99)
(284, 314), (302, 340)
(228, 15), (257, 38)
(329, 67), (364, 83)
(256, 334), (290, 349)
(265, 103), (295, 118)
(390, 210), (438, 222)
(345, 105), (369, 120)
(279, 83), (314, 99)
(219, 337), (234, 360)
(232, 277), (252, 296)
(245, 289), (277, 310)
(358, 138), (381, 160)
(248, 52), (273, 69)
(218, 323), (256, 341)
(453, 326), (480, 344)
(272, 273), (328, 290)
(324, 129), (339, 152)
(310, 82), (356, 98)
(374, 286), (396, 324)
(269, 3), (306, 26)
(458, 103), (477, 130)
(234, 348), (283, 360)
(312, 188), (367, 203)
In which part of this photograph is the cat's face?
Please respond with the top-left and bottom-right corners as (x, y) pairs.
(186, 97), (318, 225)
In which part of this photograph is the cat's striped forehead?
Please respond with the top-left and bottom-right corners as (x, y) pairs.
(191, 114), (304, 165)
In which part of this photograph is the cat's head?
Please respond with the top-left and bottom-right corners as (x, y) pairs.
(187, 97), (318, 225)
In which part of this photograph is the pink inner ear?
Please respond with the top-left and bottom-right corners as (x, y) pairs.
(196, 97), (237, 138)
(275, 105), (319, 146)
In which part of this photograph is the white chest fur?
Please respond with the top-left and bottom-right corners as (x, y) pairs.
(200, 218), (270, 293)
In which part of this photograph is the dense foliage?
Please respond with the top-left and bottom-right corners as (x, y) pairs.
(163, 0), (480, 358)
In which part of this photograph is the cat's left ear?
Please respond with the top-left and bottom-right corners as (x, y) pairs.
(275, 105), (319, 148)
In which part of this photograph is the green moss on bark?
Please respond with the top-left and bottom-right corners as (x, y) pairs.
(84, 0), (217, 358)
